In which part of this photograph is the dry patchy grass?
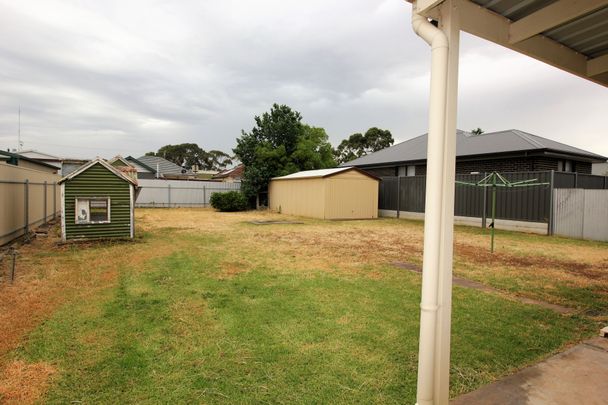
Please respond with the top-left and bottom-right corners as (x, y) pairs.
(0, 360), (56, 405)
(0, 208), (605, 404)
(137, 208), (607, 313)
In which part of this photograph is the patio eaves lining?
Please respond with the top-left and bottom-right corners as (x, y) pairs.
(410, 0), (608, 88)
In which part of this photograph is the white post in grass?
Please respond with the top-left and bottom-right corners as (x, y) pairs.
(412, 1), (460, 404)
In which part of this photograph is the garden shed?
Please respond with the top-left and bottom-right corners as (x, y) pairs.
(59, 158), (138, 241)
(269, 167), (379, 220)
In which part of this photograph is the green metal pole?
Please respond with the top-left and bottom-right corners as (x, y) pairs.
(491, 173), (496, 253)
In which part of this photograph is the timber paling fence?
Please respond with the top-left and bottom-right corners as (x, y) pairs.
(135, 179), (241, 208)
(379, 171), (608, 237)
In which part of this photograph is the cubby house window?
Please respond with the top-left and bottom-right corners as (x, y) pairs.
(75, 198), (111, 224)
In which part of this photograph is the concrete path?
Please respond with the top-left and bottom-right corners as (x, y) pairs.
(451, 337), (608, 405)
(391, 261), (575, 314)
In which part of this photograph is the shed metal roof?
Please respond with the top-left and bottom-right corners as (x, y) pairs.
(344, 129), (606, 167)
(272, 167), (380, 181)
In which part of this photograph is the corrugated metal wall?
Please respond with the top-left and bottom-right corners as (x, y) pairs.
(268, 178), (326, 218)
(554, 189), (608, 242)
(0, 164), (61, 245)
(325, 173), (378, 219)
(64, 163), (132, 240)
(136, 179), (240, 208)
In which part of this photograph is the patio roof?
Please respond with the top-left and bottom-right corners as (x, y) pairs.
(411, 0), (608, 87)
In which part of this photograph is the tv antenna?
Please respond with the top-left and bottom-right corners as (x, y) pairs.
(17, 106), (23, 151)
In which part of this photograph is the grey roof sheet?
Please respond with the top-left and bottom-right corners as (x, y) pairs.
(344, 129), (606, 167)
(471, 0), (608, 59)
(136, 155), (192, 176)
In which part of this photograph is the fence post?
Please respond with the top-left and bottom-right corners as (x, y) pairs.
(396, 176), (401, 218)
(53, 183), (57, 220)
(43, 181), (48, 224)
(548, 170), (555, 236)
(24, 180), (29, 235)
(11, 249), (16, 283)
(168, 183), (172, 207)
(203, 186), (207, 207)
(481, 172), (487, 228)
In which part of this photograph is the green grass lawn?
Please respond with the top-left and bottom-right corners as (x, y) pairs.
(4, 209), (600, 404)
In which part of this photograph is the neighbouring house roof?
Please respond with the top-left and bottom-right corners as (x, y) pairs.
(212, 164), (244, 179)
(344, 129), (607, 167)
(18, 150), (64, 161)
(109, 155), (133, 167)
(136, 155), (192, 177)
(272, 167), (380, 181)
(125, 156), (157, 174)
(59, 158), (138, 186)
(0, 150), (63, 170)
(19, 150), (88, 164)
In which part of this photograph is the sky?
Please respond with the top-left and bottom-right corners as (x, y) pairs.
(0, 0), (606, 160)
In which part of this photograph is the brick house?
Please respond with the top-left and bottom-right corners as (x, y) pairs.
(344, 129), (606, 177)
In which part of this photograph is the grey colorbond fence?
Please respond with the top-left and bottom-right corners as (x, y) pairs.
(553, 189), (608, 242)
(379, 171), (608, 229)
(136, 179), (241, 208)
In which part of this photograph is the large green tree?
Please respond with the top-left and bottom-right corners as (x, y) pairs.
(146, 144), (233, 171)
(233, 104), (335, 201)
(334, 127), (394, 164)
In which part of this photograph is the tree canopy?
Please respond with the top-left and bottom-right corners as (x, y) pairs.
(145, 144), (233, 171)
(334, 127), (394, 164)
(233, 103), (335, 201)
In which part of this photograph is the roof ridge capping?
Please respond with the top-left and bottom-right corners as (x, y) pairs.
(511, 129), (546, 149)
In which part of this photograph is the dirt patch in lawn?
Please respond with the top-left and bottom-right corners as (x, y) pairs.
(455, 243), (597, 273)
(0, 360), (56, 405)
(455, 243), (608, 284)
(216, 260), (250, 279)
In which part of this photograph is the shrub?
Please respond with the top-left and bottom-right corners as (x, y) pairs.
(210, 191), (248, 212)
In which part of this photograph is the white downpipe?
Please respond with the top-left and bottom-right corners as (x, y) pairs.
(412, 9), (449, 405)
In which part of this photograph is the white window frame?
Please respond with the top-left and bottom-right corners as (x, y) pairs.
(74, 197), (111, 224)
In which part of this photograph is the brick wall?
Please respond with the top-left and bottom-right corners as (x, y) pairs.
(362, 156), (592, 176)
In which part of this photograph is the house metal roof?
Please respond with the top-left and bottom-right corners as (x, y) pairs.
(344, 129), (606, 167)
(0, 150), (63, 170)
(125, 156), (156, 174)
(272, 167), (380, 181)
(136, 155), (192, 176)
(212, 164), (244, 179)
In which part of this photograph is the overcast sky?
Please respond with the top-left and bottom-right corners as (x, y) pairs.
(1, 0), (606, 160)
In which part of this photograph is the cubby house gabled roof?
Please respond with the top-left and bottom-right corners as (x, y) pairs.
(58, 158), (138, 186)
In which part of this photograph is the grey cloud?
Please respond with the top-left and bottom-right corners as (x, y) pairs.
(0, 0), (606, 159)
